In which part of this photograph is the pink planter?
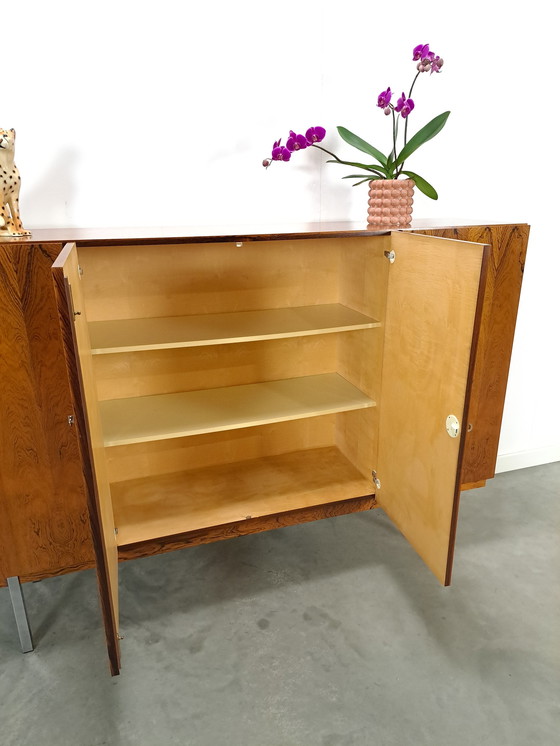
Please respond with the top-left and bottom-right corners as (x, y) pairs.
(367, 178), (415, 228)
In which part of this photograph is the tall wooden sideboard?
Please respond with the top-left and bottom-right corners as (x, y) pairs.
(0, 221), (529, 674)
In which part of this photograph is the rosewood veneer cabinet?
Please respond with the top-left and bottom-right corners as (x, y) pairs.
(0, 222), (529, 675)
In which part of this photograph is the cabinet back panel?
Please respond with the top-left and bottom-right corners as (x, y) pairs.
(78, 240), (342, 322)
(93, 335), (338, 401)
(106, 416), (336, 483)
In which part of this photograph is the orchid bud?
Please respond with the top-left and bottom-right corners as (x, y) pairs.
(384, 106), (391, 115)
(262, 159), (271, 168)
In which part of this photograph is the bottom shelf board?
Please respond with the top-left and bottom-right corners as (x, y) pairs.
(111, 446), (374, 547)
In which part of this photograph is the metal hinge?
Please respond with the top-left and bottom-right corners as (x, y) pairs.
(372, 470), (381, 490)
(384, 250), (396, 263)
(67, 415), (75, 426)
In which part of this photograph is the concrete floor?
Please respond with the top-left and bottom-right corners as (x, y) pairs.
(1, 462), (558, 746)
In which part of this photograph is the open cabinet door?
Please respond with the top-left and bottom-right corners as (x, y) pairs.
(52, 243), (121, 674)
(376, 232), (489, 585)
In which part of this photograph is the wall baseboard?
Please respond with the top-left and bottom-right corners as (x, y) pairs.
(496, 446), (560, 474)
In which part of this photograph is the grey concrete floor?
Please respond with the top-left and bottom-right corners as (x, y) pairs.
(1, 462), (559, 746)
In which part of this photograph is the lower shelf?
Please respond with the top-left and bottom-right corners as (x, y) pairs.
(111, 446), (375, 548)
(100, 373), (375, 447)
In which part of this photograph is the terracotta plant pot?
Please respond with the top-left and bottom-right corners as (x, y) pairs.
(367, 178), (415, 228)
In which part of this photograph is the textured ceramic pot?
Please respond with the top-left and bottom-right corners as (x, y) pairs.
(367, 178), (415, 228)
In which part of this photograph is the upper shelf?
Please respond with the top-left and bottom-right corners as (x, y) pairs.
(99, 373), (375, 447)
(89, 304), (379, 354)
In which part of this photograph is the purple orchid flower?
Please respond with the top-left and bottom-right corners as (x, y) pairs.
(395, 92), (415, 118)
(286, 131), (308, 151)
(413, 43), (430, 61)
(430, 55), (444, 73)
(413, 43), (444, 73)
(377, 87), (392, 109)
(306, 126), (326, 144)
(271, 141), (292, 161)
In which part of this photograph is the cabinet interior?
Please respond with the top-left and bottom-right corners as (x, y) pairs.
(74, 236), (391, 549)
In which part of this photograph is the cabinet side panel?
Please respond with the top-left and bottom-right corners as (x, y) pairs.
(336, 236), (390, 478)
(376, 233), (486, 584)
(414, 224), (528, 484)
(52, 243), (120, 674)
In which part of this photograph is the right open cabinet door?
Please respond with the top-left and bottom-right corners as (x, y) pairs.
(376, 231), (489, 585)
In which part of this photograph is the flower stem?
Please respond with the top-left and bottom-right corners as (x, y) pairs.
(396, 71), (421, 177)
(391, 109), (397, 165)
(408, 70), (420, 100)
(311, 143), (342, 161)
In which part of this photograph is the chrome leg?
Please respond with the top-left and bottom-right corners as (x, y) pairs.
(7, 576), (34, 653)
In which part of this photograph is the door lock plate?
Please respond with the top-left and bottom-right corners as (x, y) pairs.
(446, 415), (460, 438)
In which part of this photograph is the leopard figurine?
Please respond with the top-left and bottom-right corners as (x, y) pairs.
(0, 128), (30, 236)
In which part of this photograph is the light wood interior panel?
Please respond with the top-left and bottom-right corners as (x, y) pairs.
(78, 240), (342, 322)
(99, 373), (375, 447)
(92, 335), (338, 401)
(111, 446), (374, 547)
(335, 236), (389, 479)
(338, 235), (391, 319)
(376, 232), (486, 585)
(89, 304), (379, 354)
(335, 408), (379, 480)
(74, 235), (386, 567)
(106, 416), (336, 483)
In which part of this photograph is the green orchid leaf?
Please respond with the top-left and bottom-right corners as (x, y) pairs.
(394, 111), (450, 167)
(401, 171), (438, 200)
(336, 127), (388, 166)
(326, 159), (388, 175)
(352, 177), (377, 186)
(341, 174), (381, 180)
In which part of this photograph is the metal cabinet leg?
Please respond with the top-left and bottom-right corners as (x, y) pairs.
(7, 576), (34, 653)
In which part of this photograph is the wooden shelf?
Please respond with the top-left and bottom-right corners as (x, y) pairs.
(111, 446), (375, 547)
(89, 304), (379, 354)
(99, 373), (375, 447)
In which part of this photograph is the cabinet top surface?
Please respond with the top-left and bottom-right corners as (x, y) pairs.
(0, 219), (528, 247)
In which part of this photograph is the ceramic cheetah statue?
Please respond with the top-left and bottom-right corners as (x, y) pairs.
(0, 129), (30, 236)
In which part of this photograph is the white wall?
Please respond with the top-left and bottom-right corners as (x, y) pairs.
(6, 0), (558, 472)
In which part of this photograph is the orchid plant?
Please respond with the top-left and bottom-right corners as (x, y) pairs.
(263, 43), (449, 200)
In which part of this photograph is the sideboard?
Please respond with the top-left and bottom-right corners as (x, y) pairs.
(0, 221), (529, 675)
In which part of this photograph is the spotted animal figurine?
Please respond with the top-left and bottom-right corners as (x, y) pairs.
(0, 128), (30, 236)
